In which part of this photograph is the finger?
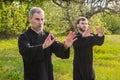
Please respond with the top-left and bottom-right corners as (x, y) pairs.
(46, 33), (52, 41)
(87, 27), (92, 32)
(73, 38), (78, 42)
(96, 26), (102, 31)
(69, 31), (75, 39)
(66, 31), (72, 40)
(85, 28), (91, 34)
(71, 31), (76, 38)
(52, 37), (57, 42)
(68, 31), (72, 37)
(71, 31), (75, 35)
(44, 33), (52, 45)
(43, 37), (56, 48)
(100, 28), (104, 34)
(50, 37), (57, 45)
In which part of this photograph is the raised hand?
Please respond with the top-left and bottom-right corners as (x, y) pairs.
(63, 31), (77, 49)
(82, 26), (93, 37)
(42, 33), (57, 49)
(95, 27), (104, 37)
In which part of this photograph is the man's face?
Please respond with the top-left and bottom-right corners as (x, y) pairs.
(29, 13), (44, 31)
(77, 20), (88, 31)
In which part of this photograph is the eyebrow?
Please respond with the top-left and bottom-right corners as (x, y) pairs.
(81, 23), (88, 24)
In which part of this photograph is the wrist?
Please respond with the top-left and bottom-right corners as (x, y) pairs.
(63, 40), (69, 49)
(98, 33), (104, 37)
(42, 44), (45, 49)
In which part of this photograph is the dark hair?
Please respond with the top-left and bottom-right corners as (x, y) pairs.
(76, 17), (88, 25)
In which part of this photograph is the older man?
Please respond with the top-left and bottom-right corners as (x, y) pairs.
(18, 7), (77, 80)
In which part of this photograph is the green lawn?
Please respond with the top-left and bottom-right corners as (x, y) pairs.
(0, 35), (120, 80)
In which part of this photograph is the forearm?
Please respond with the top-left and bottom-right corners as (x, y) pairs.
(92, 35), (105, 45)
(51, 41), (70, 59)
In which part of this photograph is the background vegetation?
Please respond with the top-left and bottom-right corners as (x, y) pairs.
(0, 0), (120, 80)
(0, 0), (120, 38)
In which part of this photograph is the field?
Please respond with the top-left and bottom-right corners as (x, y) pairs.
(0, 35), (120, 80)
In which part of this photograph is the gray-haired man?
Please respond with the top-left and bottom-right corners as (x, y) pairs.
(18, 7), (77, 80)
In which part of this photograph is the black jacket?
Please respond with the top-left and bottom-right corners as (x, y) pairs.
(18, 28), (70, 80)
(73, 33), (104, 80)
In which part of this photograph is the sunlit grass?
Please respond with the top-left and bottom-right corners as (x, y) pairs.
(0, 35), (120, 80)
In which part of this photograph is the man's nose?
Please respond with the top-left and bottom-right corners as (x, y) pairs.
(83, 24), (86, 26)
(39, 20), (43, 24)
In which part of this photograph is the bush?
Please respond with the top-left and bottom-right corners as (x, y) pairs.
(0, 2), (29, 38)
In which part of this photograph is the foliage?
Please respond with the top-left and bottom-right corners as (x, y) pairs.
(101, 14), (120, 34)
(0, 0), (46, 38)
(88, 13), (120, 34)
(52, 0), (120, 32)
(0, 2), (29, 38)
(89, 14), (111, 34)
(43, 1), (68, 35)
(0, 1), (70, 38)
(0, 0), (120, 38)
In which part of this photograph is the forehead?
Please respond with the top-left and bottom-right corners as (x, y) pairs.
(32, 13), (44, 18)
(79, 20), (88, 23)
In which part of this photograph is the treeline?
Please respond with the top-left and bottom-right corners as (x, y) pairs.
(0, 0), (120, 38)
(0, 2), (28, 38)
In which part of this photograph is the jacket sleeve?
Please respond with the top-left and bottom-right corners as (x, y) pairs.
(18, 33), (45, 63)
(73, 33), (82, 48)
(91, 34), (105, 46)
(50, 41), (70, 59)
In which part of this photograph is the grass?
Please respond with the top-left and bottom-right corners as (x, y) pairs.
(0, 38), (23, 80)
(0, 35), (120, 80)
(94, 35), (120, 80)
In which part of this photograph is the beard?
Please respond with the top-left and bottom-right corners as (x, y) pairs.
(35, 26), (42, 31)
(31, 26), (43, 33)
(77, 27), (85, 32)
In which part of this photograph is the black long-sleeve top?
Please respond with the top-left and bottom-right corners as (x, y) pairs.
(73, 33), (104, 80)
(18, 28), (70, 80)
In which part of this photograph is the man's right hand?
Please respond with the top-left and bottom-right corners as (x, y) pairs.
(42, 33), (57, 49)
(82, 27), (93, 37)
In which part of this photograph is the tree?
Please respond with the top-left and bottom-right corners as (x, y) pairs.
(52, 0), (120, 32)
(101, 14), (120, 34)
(0, 0), (46, 38)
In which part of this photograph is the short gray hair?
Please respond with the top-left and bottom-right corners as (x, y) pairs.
(29, 7), (44, 18)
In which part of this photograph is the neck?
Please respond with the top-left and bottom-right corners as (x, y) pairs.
(31, 27), (42, 34)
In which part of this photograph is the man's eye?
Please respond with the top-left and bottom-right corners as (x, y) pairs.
(81, 23), (85, 24)
(36, 18), (40, 20)
(81, 23), (87, 24)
